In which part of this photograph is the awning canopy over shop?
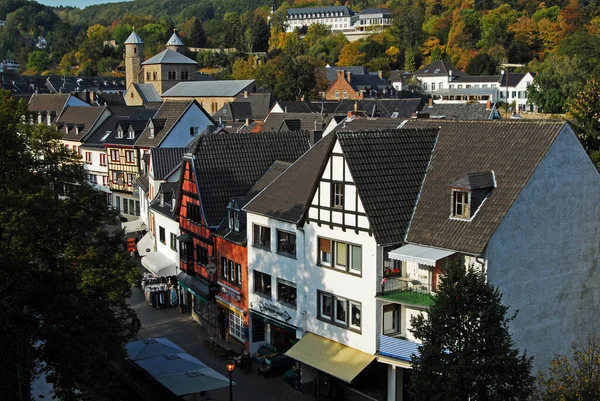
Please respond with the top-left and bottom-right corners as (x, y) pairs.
(136, 232), (154, 256)
(285, 333), (375, 383)
(388, 244), (455, 266)
(177, 272), (210, 304)
(141, 252), (177, 277)
(121, 218), (147, 234)
(249, 310), (298, 332)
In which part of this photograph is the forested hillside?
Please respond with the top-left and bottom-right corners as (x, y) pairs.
(1, 0), (600, 117)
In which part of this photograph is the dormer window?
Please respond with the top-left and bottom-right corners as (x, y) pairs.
(227, 201), (240, 232)
(116, 127), (124, 138)
(449, 171), (495, 221)
(148, 121), (155, 138)
(452, 190), (470, 219)
(128, 127), (135, 139)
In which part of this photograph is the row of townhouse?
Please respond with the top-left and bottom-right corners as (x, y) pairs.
(26, 93), (217, 221)
(136, 118), (598, 400)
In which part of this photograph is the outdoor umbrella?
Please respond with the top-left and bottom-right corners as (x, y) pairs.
(126, 338), (184, 361)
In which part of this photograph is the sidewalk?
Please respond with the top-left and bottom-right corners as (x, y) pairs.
(130, 286), (314, 401)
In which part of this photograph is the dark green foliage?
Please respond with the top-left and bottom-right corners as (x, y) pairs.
(410, 258), (534, 401)
(256, 54), (317, 100)
(0, 92), (139, 401)
(569, 78), (600, 170)
(465, 53), (498, 75)
(188, 17), (207, 47)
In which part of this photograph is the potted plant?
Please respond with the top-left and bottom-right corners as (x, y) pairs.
(380, 277), (387, 293)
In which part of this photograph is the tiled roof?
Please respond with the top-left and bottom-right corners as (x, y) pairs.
(260, 112), (331, 132)
(55, 106), (106, 142)
(450, 171), (495, 190)
(134, 83), (161, 103)
(323, 66), (369, 84)
(403, 120), (565, 254)
(136, 174), (150, 192)
(337, 129), (439, 245)
(151, 147), (185, 180)
(359, 8), (392, 16)
(414, 60), (466, 77)
(150, 182), (179, 220)
(275, 100), (339, 114)
(388, 70), (412, 82)
(162, 80), (255, 98)
(453, 75), (501, 83)
(498, 73), (526, 87)
(334, 99), (423, 118)
(125, 31), (143, 44)
(135, 100), (202, 148)
(28, 93), (70, 115)
(189, 131), (311, 227)
(346, 74), (391, 91)
(102, 116), (151, 147)
(244, 134), (336, 223)
(424, 102), (499, 120)
(212, 102), (253, 122)
(142, 49), (197, 65)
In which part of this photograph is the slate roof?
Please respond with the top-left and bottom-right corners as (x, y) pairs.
(135, 100), (204, 148)
(136, 174), (150, 193)
(100, 108), (157, 147)
(166, 32), (184, 46)
(125, 31), (143, 45)
(28, 93), (70, 116)
(334, 99), (423, 118)
(95, 92), (127, 106)
(55, 106), (106, 142)
(213, 102), (253, 122)
(414, 60), (466, 77)
(332, 117), (408, 132)
(337, 129), (439, 245)
(359, 8), (392, 16)
(142, 49), (197, 65)
(453, 75), (501, 83)
(424, 102), (499, 120)
(323, 66), (369, 84)
(288, 6), (353, 17)
(196, 72), (214, 82)
(275, 100), (339, 114)
(498, 73), (526, 87)
(150, 182), (179, 220)
(450, 171), (495, 190)
(260, 112), (331, 132)
(134, 83), (161, 103)
(188, 131), (312, 227)
(244, 134), (336, 224)
(151, 147), (185, 180)
(402, 120), (566, 254)
(162, 80), (255, 98)
(214, 160), (292, 245)
(45, 75), (126, 93)
(388, 70), (412, 83)
(346, 74), (391, 91)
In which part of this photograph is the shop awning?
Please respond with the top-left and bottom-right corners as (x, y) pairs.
(141, 253), (177, 277)
(178, 272), (210, 304)
(136, 232), (154, 256)
(249, 310), (298, 331)
(285, 333), (375, 383)
(121, 218), (147, 234)
(388, 244), (455, 266)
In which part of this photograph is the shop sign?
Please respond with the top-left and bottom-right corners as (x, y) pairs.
(255, 300), (291, 322)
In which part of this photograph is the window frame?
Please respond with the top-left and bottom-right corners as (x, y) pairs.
(317, 290), (361, 332)
(276, 229), (296, 257)
(331, 182), (344, 208)
(100, 153), (107, 166)
(110, 149), (120, 162)
(125, 150), (135, 164)
(277, 279), (297, 308)
(159, 226), (166, 244)
(229, 310), (244, 342)
(252, 224), (271, 250)
(452, 189), (470, 219)
(318, 237), (362, 276)
(253, 270), (272, 298)
(170, 233), (177, 250)
(85, 152), (92, 164)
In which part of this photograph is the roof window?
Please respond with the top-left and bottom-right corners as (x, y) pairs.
(449, 171), (495, 220)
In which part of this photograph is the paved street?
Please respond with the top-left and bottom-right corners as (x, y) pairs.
(130, 284), (314, 401)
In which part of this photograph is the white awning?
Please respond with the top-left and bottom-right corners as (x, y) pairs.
(388, 244), (454, 266)
(136, 232), (155, 256)
(121, 218), (147, 234)
(141, 252), (177, 277)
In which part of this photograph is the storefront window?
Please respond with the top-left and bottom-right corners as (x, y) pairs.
(229, 310), (244, 342)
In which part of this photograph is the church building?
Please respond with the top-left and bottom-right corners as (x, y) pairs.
(124, 31), (198, 106)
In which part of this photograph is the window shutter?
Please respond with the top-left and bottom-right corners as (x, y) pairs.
(319, 238), (331, 253)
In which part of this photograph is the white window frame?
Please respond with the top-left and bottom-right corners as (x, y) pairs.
(229, 310), (244, 342)
(334, 296), (347, 325)
(349, 301), (361, 330)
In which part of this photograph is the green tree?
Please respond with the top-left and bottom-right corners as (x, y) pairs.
(569, 78), (600, 170)
(465, 52), (497, 75)
(26, 50), (50, 72)
(0, 91), (139, 401)
(410, 258), (534, 401)
(536, 334), (600, 401)
(404, 46), (417, 72)
(223, 12), (240, 48)
(188, 17), (207, 47)
(257, 54), (316, 100)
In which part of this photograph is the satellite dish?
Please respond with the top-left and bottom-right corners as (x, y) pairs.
(205, 262), (216, 274)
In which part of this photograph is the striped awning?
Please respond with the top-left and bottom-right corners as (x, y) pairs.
(378, 334), (420, 363)
(388, 244), (454, 266)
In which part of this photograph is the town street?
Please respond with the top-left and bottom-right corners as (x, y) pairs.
(130, 285), (314, 401)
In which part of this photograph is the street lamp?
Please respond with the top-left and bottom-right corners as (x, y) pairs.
(226, 358), (235, 401)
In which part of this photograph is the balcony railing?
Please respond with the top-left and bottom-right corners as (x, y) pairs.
(377, 276), (434, 307)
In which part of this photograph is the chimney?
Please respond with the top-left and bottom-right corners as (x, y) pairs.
(244, 90), (248, 98)
(486, 100), (491, 110)
(354, 101), (358, 112)
(309, 130), (323, 146)
(337, 70), (344, 80)
(284, 106), (287, 113)
(245, 117), (250, 126)
(429, 98), (433, 108)
(347, 72), (352, 83)
(378, 71), (383, 79)
(347, 111), (353, 118)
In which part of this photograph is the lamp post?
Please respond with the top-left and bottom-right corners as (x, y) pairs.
(226, 358), (235, 401)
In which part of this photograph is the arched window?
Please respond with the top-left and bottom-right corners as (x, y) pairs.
(134, 47), (137, 54)
(153, 71), (157, 80)
(146, 71), (150, 81)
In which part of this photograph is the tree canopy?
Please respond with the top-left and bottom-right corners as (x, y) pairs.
(0, 91), (139, 401)
(410, 258), (534, 401)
